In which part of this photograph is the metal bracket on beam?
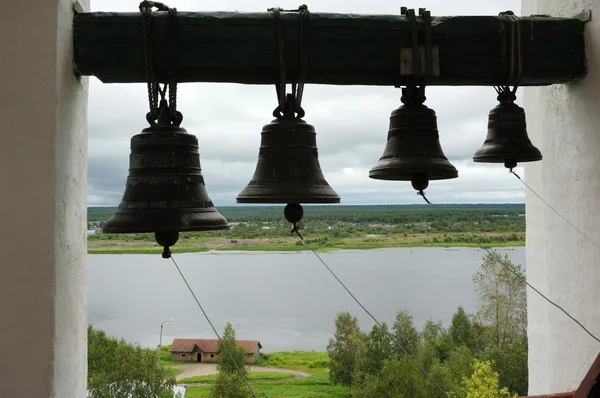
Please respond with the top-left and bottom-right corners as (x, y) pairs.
(572, 9), (592, 23)
(399, 7), (440, 79)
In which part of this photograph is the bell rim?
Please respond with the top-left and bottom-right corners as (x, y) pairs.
(472, 154), (543, 163)
(368, 158), (459, 181)
(102, 223), (231, 234)
(102, 209), (231, 234)
(236, 196), (341, 204)
(368, 170), (459, 181)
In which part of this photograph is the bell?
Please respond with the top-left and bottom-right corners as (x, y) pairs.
(473, 100), (542, 169)
(236, 94), (340, 204)
(103, 101), (229, 257)
(369, 87), (458, 191)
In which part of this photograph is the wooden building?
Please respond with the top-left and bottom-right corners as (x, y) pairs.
(169, 338), (262, 364)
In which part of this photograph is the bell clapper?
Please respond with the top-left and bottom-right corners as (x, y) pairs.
(505, 159), (518, 170)
(410, 173), (434, 205)
(284, 203), (304, 233)
(155, 231), (180, 259)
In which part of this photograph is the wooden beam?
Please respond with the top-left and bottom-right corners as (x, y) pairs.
(73, 11), (587, 86)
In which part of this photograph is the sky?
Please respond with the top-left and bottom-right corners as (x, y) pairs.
(87, 0), (526, 207)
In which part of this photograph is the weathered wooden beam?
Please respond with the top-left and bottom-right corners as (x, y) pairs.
(73, 11), (587, 86)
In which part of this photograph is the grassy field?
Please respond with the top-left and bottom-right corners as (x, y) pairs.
(177, 351), (350, 398)
(179, 372), (294, 384)
(88, 231), (525, 255)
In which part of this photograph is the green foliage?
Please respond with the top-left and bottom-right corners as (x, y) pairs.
(450, 306), (475, 350)
(484, 335), (529, 395)
(327, 249), (528, 398)
(179, 372), (294, 384)
(208, 373), (252, 398)
(217, 322), (247, 375)
(252, 351), (329, 370)
(87, 325), (179, 398)
(184, 351), (348, 397)
(462, 359), (516, 398)
(326, 312), (365, 388)
(361, 322), (394, 375)
(89, 205), (526, 250)
(210, 322), (250, 398)
(353, 358), (426, 398)
(422, 319), (444, 342)
(473, 252), (527, 349)
(392, 309), (420, 357)
(445, 345), (475, 395)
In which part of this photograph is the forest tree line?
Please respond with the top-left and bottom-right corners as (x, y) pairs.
(87, 204), (526, 243)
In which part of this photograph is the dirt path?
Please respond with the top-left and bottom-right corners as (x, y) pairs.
(172, 363), (310, 382)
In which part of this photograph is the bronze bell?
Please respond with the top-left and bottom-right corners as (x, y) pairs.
(103, 101), (229, 257)
(236, 94), (340, 204)
(473, 96), (542, 169)
(369, 86), (458, 191)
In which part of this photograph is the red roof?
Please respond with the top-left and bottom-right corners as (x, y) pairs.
(170, 338), (262, 354)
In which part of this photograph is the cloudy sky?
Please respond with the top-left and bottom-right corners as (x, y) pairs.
(88, 0), (526, 207)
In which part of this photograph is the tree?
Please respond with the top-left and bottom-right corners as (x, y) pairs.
(210, 322), (252, 398)
(449, 306), (475, 350)
(445, 345), (474, 396)
(327, 311), (365, 388)
(216, 322), (247, 375)
(209, 373), (252, 398)
(392, 308), (420, 357)
(353, 358), (426, 398)
(362, 322), (394, 375)
(473, 252), (527, 349)
(485, 335), (528, 396)
(422, 319), (444, 342)
(87, 326), (180, 398)
(462, 359), (515, 398)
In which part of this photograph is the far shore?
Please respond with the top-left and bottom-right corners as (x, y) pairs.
(87, 232), (525, 255)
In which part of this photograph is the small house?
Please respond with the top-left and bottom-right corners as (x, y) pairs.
(169, 338), (262, 364)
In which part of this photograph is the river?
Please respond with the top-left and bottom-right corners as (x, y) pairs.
(88, 247), (525, 352)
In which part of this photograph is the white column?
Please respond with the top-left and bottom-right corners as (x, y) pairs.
(522, 0), (600, 394)
(0, 0), (89, 397)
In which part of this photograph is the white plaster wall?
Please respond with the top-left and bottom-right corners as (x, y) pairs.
(523, 0), (600, 394)
(0, 0), (89, 397)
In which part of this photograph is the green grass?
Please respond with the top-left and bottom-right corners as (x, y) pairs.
(88, 234), (524, 255)
(164, 367), (183, 378)
(179, 372), (294, 384)
(181, 351), (349, 397)
(254, 351), (329, 371)
(184, 382), (349, 398)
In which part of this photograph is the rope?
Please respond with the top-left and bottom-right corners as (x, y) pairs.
(170, 255), (257, 397)
(269, 5), (310, 117)
(417, 190), (432, 205)
(139, 1), (180, 126)
(140, 2), (158, 122)
(269, 7), (287, 113)
(500, 11), (523, 86)
(294, 4), (310, 113)
(167, 7), (180, 124)
(510, 169), (600, 252)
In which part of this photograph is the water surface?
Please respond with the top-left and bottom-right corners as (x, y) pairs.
(88, 247), (525, 351)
